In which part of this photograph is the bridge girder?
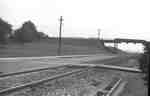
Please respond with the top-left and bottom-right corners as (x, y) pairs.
(102, 38), (147, 44)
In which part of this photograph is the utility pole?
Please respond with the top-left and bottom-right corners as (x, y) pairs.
(97, 29), (101, 40)
(58, 16), (63, 55)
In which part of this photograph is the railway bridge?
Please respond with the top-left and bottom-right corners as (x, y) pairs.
(102, 38), (147, 48)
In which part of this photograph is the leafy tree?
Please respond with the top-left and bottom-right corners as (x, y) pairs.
(139, 42), (150, 85)
(36, 32), (47, 40)
(0, 18), (12, 44)
(14, 21), (38, 43)
(14, 28), (23, 43)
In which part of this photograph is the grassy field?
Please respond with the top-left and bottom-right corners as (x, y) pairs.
(0, 38), (111, 57)
(121, 73), (148, 96)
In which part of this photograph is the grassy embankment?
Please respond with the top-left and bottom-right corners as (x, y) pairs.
(0, 38), (111, 57)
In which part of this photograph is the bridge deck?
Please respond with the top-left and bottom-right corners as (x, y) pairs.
(102, 38), (146, 44)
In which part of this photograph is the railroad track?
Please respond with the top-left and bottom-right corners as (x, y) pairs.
(0, 65), (68, 91)
(0, 64), (135, 96)
(0, 55), (141, 96)
(0, 65), (88, 95)
(0, 65), (67, 77)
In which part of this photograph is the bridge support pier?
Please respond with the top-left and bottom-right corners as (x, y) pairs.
(114, 43), (118, 49)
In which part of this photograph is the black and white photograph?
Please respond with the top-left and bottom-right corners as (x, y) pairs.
(0, 0), (149, 96)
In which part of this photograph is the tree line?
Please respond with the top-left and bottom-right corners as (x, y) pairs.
(0, 18), (48, 44)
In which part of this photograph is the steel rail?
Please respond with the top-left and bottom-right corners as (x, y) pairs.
(0, 68), (87, 95)
(0, 65), (67, 77)
(0, 54), (93, 61)
(106, 78), (122, 96)
(69, 64), (142, 73)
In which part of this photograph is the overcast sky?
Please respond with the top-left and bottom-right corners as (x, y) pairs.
(1, 0), (150, 41)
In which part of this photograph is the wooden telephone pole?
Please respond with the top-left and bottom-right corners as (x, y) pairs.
(58, 16), (63, 55)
